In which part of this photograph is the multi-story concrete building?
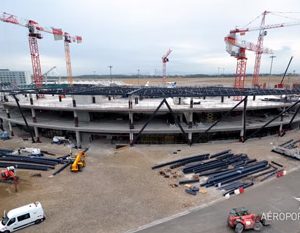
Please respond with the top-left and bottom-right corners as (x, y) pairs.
(0, 69), (31, 86)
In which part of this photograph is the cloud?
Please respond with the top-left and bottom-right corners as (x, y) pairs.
(1, 0), (300, 75)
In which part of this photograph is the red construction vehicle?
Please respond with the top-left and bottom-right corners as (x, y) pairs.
(0, 166), (18, 191)
(228, 207), (269, 233)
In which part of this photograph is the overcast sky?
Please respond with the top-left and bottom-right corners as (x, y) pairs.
(1, 0), (300, 76)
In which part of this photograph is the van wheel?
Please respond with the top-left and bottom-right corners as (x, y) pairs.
(4, 230), (10, 233)
(35, 219), (42, 224)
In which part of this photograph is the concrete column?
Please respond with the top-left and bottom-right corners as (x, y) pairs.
(92, 96), (96, 104)
(188, 132), (192, 145)
(129, 112), (134, 129)
(74, 110), (79, 127)
(34, 127), (40, 142)
(129, 132), (134, 145)
(240, 96), (247, 142)
(190, 98), (193, 109)
(72, 95), (76, 107)
(31, 108), (37, 123)
(188, 112), (193, 129)
(8, 121), (14, 136)
(128, 97), (133, 109)
(29, 94), (33, 105)
(75, 131), (81, 148)
(279, 107), (285, 136)
(5, 108), (10, 119)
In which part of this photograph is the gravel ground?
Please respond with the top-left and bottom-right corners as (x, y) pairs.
(0, 131), (300, 233)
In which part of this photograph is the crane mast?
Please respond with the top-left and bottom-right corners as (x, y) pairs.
(252, 11), (268, 87)
(28, 20), (43, 88)
(229, 11), (300, 88)
(0, 12), (82, 87)
(162, 49), (172, 82)
(64, 33), (73, 85)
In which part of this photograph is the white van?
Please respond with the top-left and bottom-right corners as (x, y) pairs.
(0, 202), (45, 233)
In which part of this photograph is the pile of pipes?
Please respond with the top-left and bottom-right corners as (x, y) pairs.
(272, 139), (300, 160)
(152, 150), (285, 197)
(0, 149), (68, 171)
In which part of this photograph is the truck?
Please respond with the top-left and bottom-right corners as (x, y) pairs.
(0, 202), (45, 233)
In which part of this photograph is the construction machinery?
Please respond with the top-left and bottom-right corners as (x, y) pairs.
(228, 11), (300, 88)
(225, 33), (272, 89)
(0, 12), (82, 87)
(162, 49), (172, 82)
(0, 166), (18, 192)
(275, 56), (293, 88)
(228, 207), (269, 233)
(71, 149), (88, 172)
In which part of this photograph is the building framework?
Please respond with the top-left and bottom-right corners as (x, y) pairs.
(1, 85), (300, 148)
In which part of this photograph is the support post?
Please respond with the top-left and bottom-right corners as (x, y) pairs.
(129, 112), (134, 129)
(72, 96), (76, 107)
(190, 98), (193, 109)
(188, 112), (193, 129)
(34, 127), (40, 143)
(31, 108), (37, 123)
(92, 96), (96, 104)
(221, 96), (224, 103)
(75, 131), (81, 148)
(240, 96), (248, 142)
(29, 94), (33, 105)
(74, 110), (79, 127)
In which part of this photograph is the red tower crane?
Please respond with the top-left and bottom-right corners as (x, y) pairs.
(230, 11), (300, 88)
(162, 49), (172, 82)
(225, 33), (273, 90)
(0, 12), (82, 87)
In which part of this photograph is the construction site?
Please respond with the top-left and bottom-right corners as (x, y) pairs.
(1, 5), (300, 233)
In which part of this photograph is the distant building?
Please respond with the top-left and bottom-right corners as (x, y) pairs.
(0, 69), (31, 86)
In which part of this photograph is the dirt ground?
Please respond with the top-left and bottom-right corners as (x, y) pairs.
(119, 75), (300, 87)
(0, 130), (300, 233)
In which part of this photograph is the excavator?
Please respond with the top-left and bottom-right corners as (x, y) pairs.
(0, 166), (18, 192)
(70, 148), (88, 172)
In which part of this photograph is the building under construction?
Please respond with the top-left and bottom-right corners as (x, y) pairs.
(1, 84), (300, 148)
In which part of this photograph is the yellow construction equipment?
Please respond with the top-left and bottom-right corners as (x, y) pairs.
(71, 149), (88, 172)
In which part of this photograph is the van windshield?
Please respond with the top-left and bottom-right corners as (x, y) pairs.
(1, 216), (9, 225)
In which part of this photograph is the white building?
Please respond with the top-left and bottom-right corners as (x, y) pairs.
(0, 69), (31, 86)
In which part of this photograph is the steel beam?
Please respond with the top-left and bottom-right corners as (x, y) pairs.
(245, 99), (300, 141)
(12, 95), (35, 143)
(205, 97), (246, 133)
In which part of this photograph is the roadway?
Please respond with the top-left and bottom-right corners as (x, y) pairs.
(134, 169), (300, 233)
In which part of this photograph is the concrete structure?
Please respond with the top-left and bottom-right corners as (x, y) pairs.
(0, 69), (31, 86)
(0, 92), (300, 148)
